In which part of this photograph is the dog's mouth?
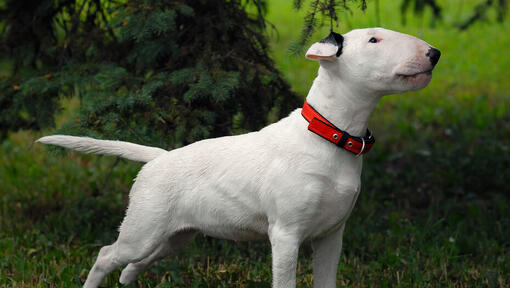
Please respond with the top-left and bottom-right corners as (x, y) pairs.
(395, 68), (434, 89)
(397, 69), (433, 79)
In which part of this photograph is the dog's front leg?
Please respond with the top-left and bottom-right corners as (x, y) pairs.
(311, 224), (345, 288)
(269, 225), (300, 288)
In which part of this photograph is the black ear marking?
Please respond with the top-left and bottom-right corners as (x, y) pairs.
(319, 32), (344, 57)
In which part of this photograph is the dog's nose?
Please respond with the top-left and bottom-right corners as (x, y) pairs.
(427, 47), (441, 66)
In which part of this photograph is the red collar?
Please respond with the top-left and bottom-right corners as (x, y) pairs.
(301, 100), (375, 156)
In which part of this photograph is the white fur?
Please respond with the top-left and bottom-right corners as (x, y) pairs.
(36, 135), (166, 162)
(37, 28), (438, 288)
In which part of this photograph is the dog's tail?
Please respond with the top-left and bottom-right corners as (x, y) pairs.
(36, 135), (167, 163)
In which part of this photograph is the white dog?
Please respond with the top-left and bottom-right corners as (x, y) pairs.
(37, 27), (440, 288)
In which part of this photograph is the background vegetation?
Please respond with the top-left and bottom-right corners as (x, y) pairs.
(1, 0), (509, 287)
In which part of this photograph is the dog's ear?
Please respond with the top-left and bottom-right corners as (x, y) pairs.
(305, 32), (344, 61)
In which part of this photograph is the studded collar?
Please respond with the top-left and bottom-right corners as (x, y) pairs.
(301, 100), (375, 156)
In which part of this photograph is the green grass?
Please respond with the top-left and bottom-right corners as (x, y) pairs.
(1, 0), (510, 287)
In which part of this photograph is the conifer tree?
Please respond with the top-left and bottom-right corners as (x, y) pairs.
(0, 0), (300, 148)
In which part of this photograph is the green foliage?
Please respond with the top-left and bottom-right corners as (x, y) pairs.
(290, 0), (368, 53)
(290, 0), (509, 51)
(0, 0), (300, 148)
(457, 0), (509, 29)
(400, 0), (442, 26)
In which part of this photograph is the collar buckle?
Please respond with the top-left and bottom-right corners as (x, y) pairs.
(355, 138), (366, 157)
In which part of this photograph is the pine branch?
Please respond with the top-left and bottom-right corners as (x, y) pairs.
(95, 0), (117, 41)
(457, 0), (492, 30)
(291, 0), (363, 55)
(497, 0), (508, 22)
(70, 0), (89, 35)
(289, 0), (320, 56)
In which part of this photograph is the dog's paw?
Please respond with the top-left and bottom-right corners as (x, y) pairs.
(119, 265), (139, 285)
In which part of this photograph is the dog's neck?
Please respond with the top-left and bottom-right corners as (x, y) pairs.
(305, 66), (382, 137)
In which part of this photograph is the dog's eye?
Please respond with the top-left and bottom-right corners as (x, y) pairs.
(369, 37), (378, 43)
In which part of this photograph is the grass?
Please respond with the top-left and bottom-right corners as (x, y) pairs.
(1, 0), (510, 287)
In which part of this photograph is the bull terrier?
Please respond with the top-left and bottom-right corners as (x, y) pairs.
(37, 27), (440, 288)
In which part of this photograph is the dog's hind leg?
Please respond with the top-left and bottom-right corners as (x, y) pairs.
(83, 192), (173, 287)
(83, 242), (126, 288)
(83, 231), (164, 288)
(119, 230), (197, 285)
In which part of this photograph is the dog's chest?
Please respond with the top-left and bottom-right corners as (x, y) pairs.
(316, 183), (360, 238)
(307, 172), (361, 238)
(299, 151), (363, 238)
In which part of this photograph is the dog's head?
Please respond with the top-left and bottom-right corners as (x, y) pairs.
(306, 27), (440, 95)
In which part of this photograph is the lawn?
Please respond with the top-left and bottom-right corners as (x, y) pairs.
(1, 0), (509, 287)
